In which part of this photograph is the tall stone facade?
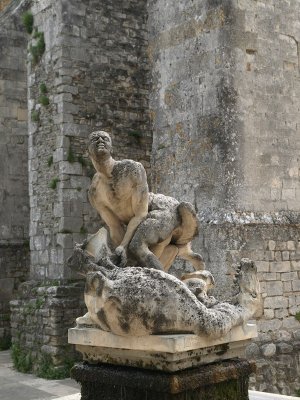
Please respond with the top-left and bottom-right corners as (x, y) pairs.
(148, 0), (300, 395)
(0, 0), (300, 394)
(0, 0), (30, 349)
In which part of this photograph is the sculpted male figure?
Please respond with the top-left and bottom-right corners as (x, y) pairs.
(88, 130), (204, 272)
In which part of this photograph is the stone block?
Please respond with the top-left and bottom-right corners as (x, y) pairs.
(266, 281), (283, 296)
(59, 217), (82, 233)
(282, 251), (290, 261)
(0, 278), (14, 300)
(256, 261), (269, 272)
(292, 280), (300, 291)
(258, 319), (282, 332)
(59, 161), (82, 175)
(281, 272), (298, 281)
(271, 261), (291, 273)
(261, 343), (276, 357)
(287, 241), (296, 251)
(282, 317), (300, 330)
(291, 261), (300, 271)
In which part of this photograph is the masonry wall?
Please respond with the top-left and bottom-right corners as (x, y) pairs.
(28, 0), (151, 279)
(0, 0), (30, 345)
(148, 0), (300, 395)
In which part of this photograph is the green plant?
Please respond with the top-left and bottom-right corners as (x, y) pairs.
(37, 353), (73, 380)
(49, 177), (59, 190)
(11, 342), (33, 373)
(67, 148), (76, 163)
(40, 82), (47, 94)
(295, 389), (300, 397)
(295, 312), (300, 322)
(47, 155), (53, 167)
(39, 95), (49, 106)
(31, 110), (39, 122)
(30, 31), (45, 64)
(128, 131), (142, 138)
(0, 335), (11, 351)
(77, 155), (87, 166)
(35, 298), (45, 309)
(22, 11), (34, 34)
(80, 226), (87, 234)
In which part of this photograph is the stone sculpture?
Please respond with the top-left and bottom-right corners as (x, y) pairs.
(87, 130), (204, 272)
(67, 130), (261, 341)
(72, 256), (261, 338)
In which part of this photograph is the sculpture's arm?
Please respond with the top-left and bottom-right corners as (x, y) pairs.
(94, 203), (125, 246)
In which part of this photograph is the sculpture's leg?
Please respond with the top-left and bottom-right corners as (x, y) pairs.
(129, 219), (175, 271)
(177, 243), (205, 270)
(159, 245), (179, 272)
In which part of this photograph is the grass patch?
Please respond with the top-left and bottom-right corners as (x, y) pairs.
(67, 148), (76, 163)
(47, 155), (53, 167)
(22, 11), (34, 34)
(80, 226), (87, 234)
(37, 353), (73, 380)
(30, 31), (45, 65)
(40, 82), (47, 94)
(295, 312), (300, 322)
(77, 155), (87, 167)
(11, 343), (33, 373)
(49, 177), (59, 190)
(31, 110), (39, 122)
(39, 95), (49, 106)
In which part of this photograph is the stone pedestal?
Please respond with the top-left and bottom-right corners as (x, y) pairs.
(69, 323), (257, 372)
(71, 358), (255, 400)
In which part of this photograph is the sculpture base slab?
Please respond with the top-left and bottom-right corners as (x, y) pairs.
(71, 359), (255, 400)
(68, 323), (257, 372)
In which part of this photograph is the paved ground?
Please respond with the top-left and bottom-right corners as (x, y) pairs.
(1, 350), (299, 400)
(0, 351), (80, 400)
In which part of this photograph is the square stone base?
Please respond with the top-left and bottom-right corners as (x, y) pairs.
(71, 358), (255, 400)
(68, 323), (257, 372)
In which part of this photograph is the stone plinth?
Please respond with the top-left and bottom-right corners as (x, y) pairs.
(71, 358), (255, 400)
(69, 323), (257, 372)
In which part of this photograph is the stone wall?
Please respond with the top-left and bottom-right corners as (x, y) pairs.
(10, 280), (86, 375)
(28, 0), (151, 280)
(148, 0), (300, 396)
(0, 0), (30, 344)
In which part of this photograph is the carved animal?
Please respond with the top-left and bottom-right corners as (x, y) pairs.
(88, 130), (204, 272)
(81, 258), (261, 338)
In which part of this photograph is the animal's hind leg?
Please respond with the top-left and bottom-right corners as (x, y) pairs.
(177, 243), (205, 270)
(129, 219), (174, 271)
(159, 245), (178, 272)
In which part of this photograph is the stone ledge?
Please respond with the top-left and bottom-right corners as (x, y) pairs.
(68, 323), (257, 352)
(69, 323), (257, 371)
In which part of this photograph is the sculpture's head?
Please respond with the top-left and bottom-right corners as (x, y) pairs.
(88, 131), (113, 162)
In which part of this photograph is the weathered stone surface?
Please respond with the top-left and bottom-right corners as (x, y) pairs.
(261, 344), (276, 358)
(71, 359), (254, 400)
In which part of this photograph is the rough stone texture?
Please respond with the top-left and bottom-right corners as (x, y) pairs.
(0, 243), (29, 346)
(0, 0), (30, 343)
(71, 359), (255, 400)
(10, 280), (86, 370)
